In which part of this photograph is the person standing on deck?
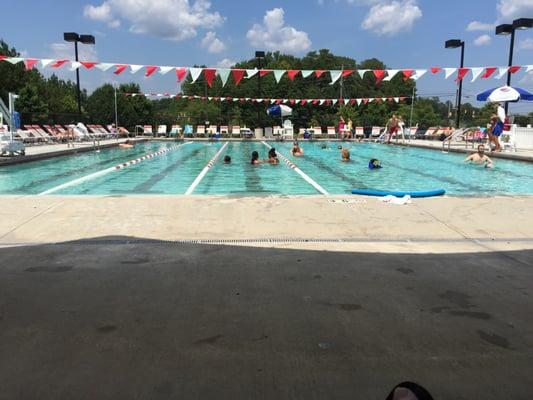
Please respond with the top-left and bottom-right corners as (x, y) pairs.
(386, 114), (399, 144)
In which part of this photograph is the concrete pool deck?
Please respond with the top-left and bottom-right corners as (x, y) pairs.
(1, 195), (532, 254)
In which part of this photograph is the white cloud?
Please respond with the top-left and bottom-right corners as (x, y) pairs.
(217, 58), (236, 68)
(519, 38), (533, 50)
(361, 0), (422, 36)
(467, 21), (495, 31)
(474, 34), (492, 46)
(83, 0), (224, 40)
(497, 0), (533, 21)
(49, 42), (99, 61)
(246, 8), (311, 54)
(201, 31), (226, 54)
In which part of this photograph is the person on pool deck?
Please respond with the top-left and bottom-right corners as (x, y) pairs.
(251, 151), (262, 165)
(291, 141), (304, 157)
(488, 103), (505, 152)
(223, 155), (231, 164)
(385, 114), (399, 144)
(368, 159), (382, 169)
(267, 148), (279, 164)
(340, 146), (350, 162)
(119, 139), (134, 149)
(465, 144), (493, 168)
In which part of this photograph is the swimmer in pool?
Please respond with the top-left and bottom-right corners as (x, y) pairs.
(267, 148), (279, 164)
(291, 141), (304, 156)
(368, 159), (382, 169)
(465, 145), (493, 168)
(340, 146), (350, 162)
(119, 139), (134, 149)
(223, 155), (231, 164)
(251, 151), (262, 165)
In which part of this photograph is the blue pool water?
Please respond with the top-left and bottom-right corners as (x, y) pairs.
(1, 141), (533, 196)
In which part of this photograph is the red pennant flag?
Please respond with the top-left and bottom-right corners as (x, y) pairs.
(145, 66), (158, 77)
(260, 69), (271, 77)
(455, 67), (470, 82)
(226, 96), (232, 101)
(24, 58), (39, 70)
(362, 98), (369, 104)
(431, 67), (442, 74)
(51, 59), (68, 68)
(349, 99), (357, 105)
(399, 97), (406, 101)
(289, 99), (296, 104)
(301, 99), (307, 105)
(204, 68), (216, 87)
(373, 70), (386, 83)
(402, 69), (414, 80)
(312, 99), (319, 105)
(232, 69), (245, 85)
(114, 64), (128, 75)
(374, 98), (382, 103)
(176, 67), (188, 82)
(239, 98), (245, 103)
(509, 66), (521, 74)
(314, 70), (325, 78)
(325, 99), (332, 105)
(287, 70), (300, 81)
(387, 97), (393, 102)
(275, 99), (283, 104)
(0, 55), (6, 61)
(481, 67), (497, 79)
(80, 62), (97, 69)
(342, 70), (354, 78)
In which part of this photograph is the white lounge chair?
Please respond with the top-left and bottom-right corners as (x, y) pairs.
(264, 127), (273, 139)
(231, 126), (241, 138)
(207, 125), (218, 136)
(219, 126), (229, 137)
(157, 125), (167, 137)
(312, 127), (323, 139)
(327, 126), (337, 139)
(169, 125), (182, 138)
(371, 126), (382, 138)
(355, 127), (364, 139)
(196, 125), (206, 137)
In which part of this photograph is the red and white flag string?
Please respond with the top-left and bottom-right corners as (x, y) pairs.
(123, 92), (407, 106)
(2, 55), (532, 86)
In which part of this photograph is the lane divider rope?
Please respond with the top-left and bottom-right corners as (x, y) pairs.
(261, 141), (329, 195)
(185, 141), (229, 195)
(38, 142), (193, 195)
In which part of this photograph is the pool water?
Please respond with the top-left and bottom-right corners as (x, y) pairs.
(1, 141), (533, 196)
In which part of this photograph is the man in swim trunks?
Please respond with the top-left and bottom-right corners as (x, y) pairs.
(465, 144), (493, 168)
(386, 114), (399, 144)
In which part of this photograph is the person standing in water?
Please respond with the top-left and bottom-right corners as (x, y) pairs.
(251, 151), (262, 165)
(267, 148), (279, 164)
(291, 141), (304, 156)
(465, 144), (493, 168)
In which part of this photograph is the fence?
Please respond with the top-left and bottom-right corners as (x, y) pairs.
(510, 125), (533, 150)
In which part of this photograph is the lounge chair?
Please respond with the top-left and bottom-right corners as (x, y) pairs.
(183, 125), (194, 137)
(196, 125), (206, 137)
(371, 127), (383, 141)
(143, 125), (153, 136)
(264, 127), (273, 139)
(157, 125), (167, 137)
(219, 126), (229, 137)
(409, 127), (418, 139)
(312, 127), (323, 139)
(87, 125), (104, 138)
(169, 125), (182, 138)
(355, 127), (364, 139)
(231, 126), (241, 138)
(423, 127), (437, 140)
(327, 126), (337, 139)
(32, 125), (56, 142)
(16, 130), (38, 144)
(272, 126), (283, 139)
(207, 125), (218, 136)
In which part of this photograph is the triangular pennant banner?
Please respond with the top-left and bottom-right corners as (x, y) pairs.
(315, 70), (325, 78)
(130, 65), (143, 74)
(203, 68), (216, 87)
(232, 69), (245, 85)
(373, 70), (386, 83)
(342, 70), (354, 78)
(332, 99), (338, 105)
(5, 57), (23, 64)
(356, 99), (362, 106)
(95, 63), (113, 71)
(301, 70), (313, 78)
(344, 98), (349, 105)
(246, 69), (258, 78)
(508, 66), (521, 74)
(394, 97), (400, 103)
(470, 67), (484, 82)
(444, 68), (457, 79)
(81, 62), (97, 69)
(301, 99), (307, 105)
(190, 68), (203, 83)
(69, 61), (82, 71)
(363, 98), (369, 104)
(176, 67), (188, 81)
(287, 70), (300, 81)
(40, 59), (54, 68)
(51, 59), (68, 68)
(481, 67), (497, 79)
(159, 66), (173, 75)
(24, 58), (39, 70)
(526, 65), (533, 73)
(402, 69), (414, 80)
(495, 67), (508, 79)
(145, 66), (158, 77)
(114, 64), (128, 75)
(319, 99), (325, 105)
(329, 70), (342, 85)
(274, 70), (286, 83)
(455, 68), (470, 82)
(383, 69), (399, 81)
(431, 67), (442, 74)
(358, 69), (368, 79)
(259, 69), (271, 77)
(217, 69), (231, 87)
(412, 69), (427, 81)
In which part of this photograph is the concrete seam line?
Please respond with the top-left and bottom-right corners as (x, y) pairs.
(38, 142), (193, 195)
(0, 201), (64, 240)
(261, 141), (329, 195)
(185, 142), (229, 195)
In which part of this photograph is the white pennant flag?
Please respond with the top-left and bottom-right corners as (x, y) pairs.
(190, 68), (203, 83)
(368, 98), (375, 103)
(159, 66), (173, 75)
(5, 57), (23, 64)
(444, 68), (457, 79)
(208, 97), (213, 101)
(273, 70), (286, 83)
(332, 99), (338, 105)
(301, 70), (313, 78)
(495, 67), (508, 79)
(358, 69), (368, 79)
(270, 99), (276, 104)
(527, 65), (533, 73)
(220, 98), (226, 102)
(130, 65), (143, 74)
(69, 61), (82, 71)
(329, 70), (342, 85)
(233, 98), (239, 102)
(412, 69), (427, 81)
(344, 98), (349, 105)
(383, 69), (399, 81)
(319, 99), (325, 105)
(256, 99), (264, 103)
(95, 63), (113, 71)
(394, 97), (399, 103)
(470, 67), (484, 82)
(356, 99), (362, 106)
(246, 69), (258, 78)
(217, 69), (231, 87)
(282, 99), (289, 103)
(40, 59), (54, 68)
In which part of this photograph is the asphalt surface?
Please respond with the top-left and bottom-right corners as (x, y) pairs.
(0, 237), (532, 400)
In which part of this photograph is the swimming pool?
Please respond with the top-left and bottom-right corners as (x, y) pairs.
(1, 141), (533, 196)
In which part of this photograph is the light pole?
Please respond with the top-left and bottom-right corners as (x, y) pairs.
(63, 32), (95, 121)
(255, 51), (265, 129)
(495, 18), (533, 114)
(445, 39), (465, 128)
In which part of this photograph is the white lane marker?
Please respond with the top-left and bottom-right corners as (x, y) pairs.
(261, 141), (329, 195)
(185, 142), (229, 195)
(38, 142), (193, 195)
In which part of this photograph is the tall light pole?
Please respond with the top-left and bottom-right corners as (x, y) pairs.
(495, 18), (533, 114)
(255, 51), (265, 128)
(445, 39), (465, 128)
(63, 32), (95, 121)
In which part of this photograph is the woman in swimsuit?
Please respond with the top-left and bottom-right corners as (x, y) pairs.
(267, 148), (279, 164)
(251, 151), (262, 165)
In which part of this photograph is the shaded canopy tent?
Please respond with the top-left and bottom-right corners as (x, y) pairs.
(477, 86), (533, 102)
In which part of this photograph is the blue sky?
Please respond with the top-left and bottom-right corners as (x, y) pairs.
(3, 0), (533, 112)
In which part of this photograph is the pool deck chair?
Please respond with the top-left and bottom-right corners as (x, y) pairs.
(196, 125), (206, 137)
(312, 127), (323, 139)
(183, 124), (194, 137)
(169, 125), (182, 138)
(355, 127), (364, 139)
(424, 127), (437, 140)
(156, 125), (167, 137)
(409, 127), (418, 139)
(16, 130), (38, 144)
(231, 126), (241, 138)
(327, 126), (337, 139)
(33, 125), (56, 142)
(431, 128), (443, 140)
(24, 125), (47, 143)
(264, 127), (273, 139)
(273, 126), (283, 139)
(207, 125), (218, 137)
(219, 126), (229, 137)
(141, 125), (152, 136)
(371, 126), (383, 139)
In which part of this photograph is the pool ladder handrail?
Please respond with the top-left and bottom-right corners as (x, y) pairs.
(442, 128), (471, 152)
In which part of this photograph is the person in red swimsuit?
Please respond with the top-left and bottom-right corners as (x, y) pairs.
(386, 114), (399, 144)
